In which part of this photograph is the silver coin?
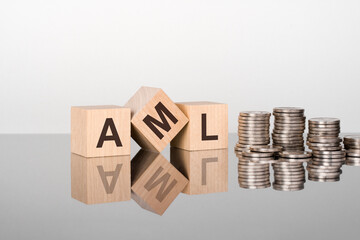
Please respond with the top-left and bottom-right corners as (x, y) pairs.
(239, 114), (270, 119)
(309, 118), (340, 124)
(242, 156), (275, 161)
(344, 145), (360, 150)
(312, 158), (345, 163)
(309, 146), (343, 151)
(273, 113), (304, 118)
(239, 123), (270, 128)
(242, 151), (274, 158)
(238, 180), (271, 185)
(273, 140), (304, 145)
(307, 167), (341, 174)
(279, 151), (312, 159)
(273, 129), (305, 134)
(238, 176), (270, 182)
(273, 107), (304, 113)
(272, 183), (304, 191)
(239, 183), (271, 189)
(307, 133), (340, 138)
(307, 137), (342, 143)
(310, 161), (343, 167)
(343, 135), (360, 141)
(278, 157), (311, 163)
(307, 142), (342, 148)
(250, 145), (283, 153)
(346, 156), (360, 161)
(346, 149), (360, 154)
(239, 119), (270, 123)
(239, 135), (270, 140)
(250, 159), (278, 164)
(308, 176), (340, 182)
(240, 111), (271, 117)
(274, 126), (305, 131)
(346, 151), (360, 157)
(238, 171), (270, 176)
(345, 161), (360, 166)
(238, 163), (269, 168)
(272, 133), (304, 138)
(309, 122), (340, 126)
(275, 115), (306, 120)
(239, 141), (270, 145)
(238, 121), (270, 126)
(274, 172), (305, 177)
(311, 149), (345, 155)
(309, 130), (340, 135)
(312, 154), (346, 159)
(273, 166), (305, 171)
(308, 172), (340, 178)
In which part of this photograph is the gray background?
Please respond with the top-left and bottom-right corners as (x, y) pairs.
(1, 1), (360, 239)
(1, 134), (360, 240)
(1, 0), (360, 134)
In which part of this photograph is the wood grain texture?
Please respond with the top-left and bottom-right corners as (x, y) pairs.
(170, 148), (228, 195)
(71, 105), (131, 157)
(171, 102), (228, 151)
(124, 86), (188, 152)
(71, 153), (131, 204)
(131, 150), (188, 215)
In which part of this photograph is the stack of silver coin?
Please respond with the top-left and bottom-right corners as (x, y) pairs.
(344, 135), (360, 166)
(272, 107), (306, 151)
(238, 146), (280, 189)
(235, 111), (271, 152)
(306, 118), (344, 182)
(272, 151), (311, 191)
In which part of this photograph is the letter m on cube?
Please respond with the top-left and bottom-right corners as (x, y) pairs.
(125, 87), (188, 152)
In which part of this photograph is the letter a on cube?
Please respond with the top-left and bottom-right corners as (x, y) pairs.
(71, 105), (131, 157)
(131, 150), (188, 215)
(124, 87), (188, 152)
(171, 102), (228, 151)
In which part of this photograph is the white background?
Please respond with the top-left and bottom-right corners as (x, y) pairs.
(1, 0), (360, 134)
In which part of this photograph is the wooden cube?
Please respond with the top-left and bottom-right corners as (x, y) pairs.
(171, 102), (228, 151)
(71, 105), (131, 157)
(71, 153), (131, 204)
(124, 87), (188, 152)
(170, 148), (228, 195)
(131, 150), (188, 215)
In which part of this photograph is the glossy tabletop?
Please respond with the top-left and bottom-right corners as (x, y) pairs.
(1, 134), (360, 240)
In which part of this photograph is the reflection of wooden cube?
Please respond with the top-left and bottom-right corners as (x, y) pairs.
(71, 154), (131, 204)
(171, 102), (228, 151)
(71, 105), (131, 157)
(131, 150), (188, 215)
(124, 87), (188, 152)
(170, 148), (228, 195)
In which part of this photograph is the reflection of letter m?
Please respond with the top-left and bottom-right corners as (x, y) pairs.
(144, 166), (178, 202)
(143, 102), (178, 139)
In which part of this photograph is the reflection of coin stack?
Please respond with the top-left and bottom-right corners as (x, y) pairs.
(272, 151), (311, 191)
(344, 136), (360, 166)
(237, 151), (271, 189)
(235, 111), (271, 152)
(237, 146), (282, 189)
(307, 118), (344, 182)
(272, 107), (306, 151)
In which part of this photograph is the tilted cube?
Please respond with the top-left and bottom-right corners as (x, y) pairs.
(131, 150), (188, 215)
(124, 87), (188, 152)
